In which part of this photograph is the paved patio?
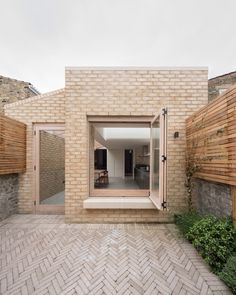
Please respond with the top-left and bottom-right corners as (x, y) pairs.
(0, 215), (232, 295)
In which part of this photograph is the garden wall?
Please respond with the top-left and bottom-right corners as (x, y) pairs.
(193, 179), (232, 218)
(186, 84), (236, 224)
(0, 115), (26, 220)
(0, 115), (26, 174)
(0, 174), (18, 220)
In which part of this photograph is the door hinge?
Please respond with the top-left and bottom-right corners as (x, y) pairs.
(161, 201), (167, 209)
(162, 108), (167, 116)
(161, 155), (167, 162)
(34, 165), (36, 171)
(34, 201), (36, 206)
(33, 130), (36, 136)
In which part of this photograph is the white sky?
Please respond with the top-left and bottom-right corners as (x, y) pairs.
(1, 0), (236, 93)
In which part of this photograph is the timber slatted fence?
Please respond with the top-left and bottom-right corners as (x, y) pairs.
(186, 84), (236, 186)
(0, 115), (26, 174)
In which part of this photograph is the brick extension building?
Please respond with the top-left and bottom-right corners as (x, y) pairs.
(4, 67), (208, 223)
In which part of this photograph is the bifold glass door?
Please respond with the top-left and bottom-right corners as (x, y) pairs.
(149, 108), (167, 210)
(34, 124), (65, 213)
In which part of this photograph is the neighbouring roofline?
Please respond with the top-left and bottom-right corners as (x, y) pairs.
(209, 71), (236, 82)
(28, 85), (41, 95)
(4, 88), (64, 109)
(0, 74), (32, 85)
(0, 75), (40, 94)
(65, 66), (208, 71)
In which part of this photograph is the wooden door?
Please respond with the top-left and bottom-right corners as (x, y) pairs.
(33, 124), (65, 214)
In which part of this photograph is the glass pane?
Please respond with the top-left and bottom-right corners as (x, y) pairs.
(151, 120), (160, 197)
(93, 125), (150, 190)
(39, 129), (65, 205)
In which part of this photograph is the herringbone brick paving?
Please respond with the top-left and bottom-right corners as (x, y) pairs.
(0, 215), (232, 295)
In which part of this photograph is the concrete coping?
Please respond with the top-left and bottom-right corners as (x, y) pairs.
(83, 197), (156, 209)
(4, 88), (65, 109)
(66, 66), (208, 71)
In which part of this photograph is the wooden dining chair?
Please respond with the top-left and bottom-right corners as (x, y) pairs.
(99, 170), (109, 185)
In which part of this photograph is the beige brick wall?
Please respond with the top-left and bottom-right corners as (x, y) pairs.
(4, 89), (65, 213)
(65, 67), (208, 223)
(4, 67), (208, 223)
(39, 131), (65, 201)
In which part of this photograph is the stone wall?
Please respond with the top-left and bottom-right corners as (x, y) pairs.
(0, 75), (39, 113)
(0, 174), (18, 220)
(193, 179), (232, 218)
(208, 71), (236, 101)
(40, 131), (65, 201)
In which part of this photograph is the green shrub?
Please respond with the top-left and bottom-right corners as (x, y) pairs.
(186, 216), (236, 273)
(174, 211), (202, 236)
(219, 255), (236, 293)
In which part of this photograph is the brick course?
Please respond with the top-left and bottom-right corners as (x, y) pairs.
(39, 131), (65, 201)
(5, 67), (208, 223)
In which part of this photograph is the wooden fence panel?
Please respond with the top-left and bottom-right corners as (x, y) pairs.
(0, 115), (26, 174)
(186, 85), (236, 186)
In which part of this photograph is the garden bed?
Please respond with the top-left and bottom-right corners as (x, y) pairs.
(175, 212), (236, 293)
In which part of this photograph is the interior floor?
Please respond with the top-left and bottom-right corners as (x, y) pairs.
(97, 176), (139, 189)
(40, 191), (65, 205)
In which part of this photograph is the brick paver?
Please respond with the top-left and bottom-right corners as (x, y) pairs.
(0, 215), (232, 295)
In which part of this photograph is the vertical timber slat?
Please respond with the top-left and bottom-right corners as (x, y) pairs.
(186, 85), (236, 224)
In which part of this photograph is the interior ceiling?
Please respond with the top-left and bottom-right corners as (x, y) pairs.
(94, 127), (150, 149)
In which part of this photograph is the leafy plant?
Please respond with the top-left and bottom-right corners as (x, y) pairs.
(186, 216), (236, 273)
(175, 211), (202, 236)
(185, 153), (200, 211)
(219, 255), (236, 293)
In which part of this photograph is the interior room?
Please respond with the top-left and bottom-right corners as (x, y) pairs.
(93, 123), (152, 191)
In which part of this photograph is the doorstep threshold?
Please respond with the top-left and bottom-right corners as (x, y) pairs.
(83, 197), (156, 209)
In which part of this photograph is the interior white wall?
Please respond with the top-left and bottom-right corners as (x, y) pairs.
(103, 128), (150, 140)
(107, 149), (124, 178)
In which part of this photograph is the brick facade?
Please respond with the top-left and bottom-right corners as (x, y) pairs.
(5, 67), (208, 223)
(65, 67), (208, 223)
(40, 131), (65, 201)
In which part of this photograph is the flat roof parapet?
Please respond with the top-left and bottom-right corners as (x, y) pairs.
(65, 66), (208, 71)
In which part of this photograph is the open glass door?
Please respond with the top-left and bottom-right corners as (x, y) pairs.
(33, 124), (65, 214)
(149, 108), (167, 210)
